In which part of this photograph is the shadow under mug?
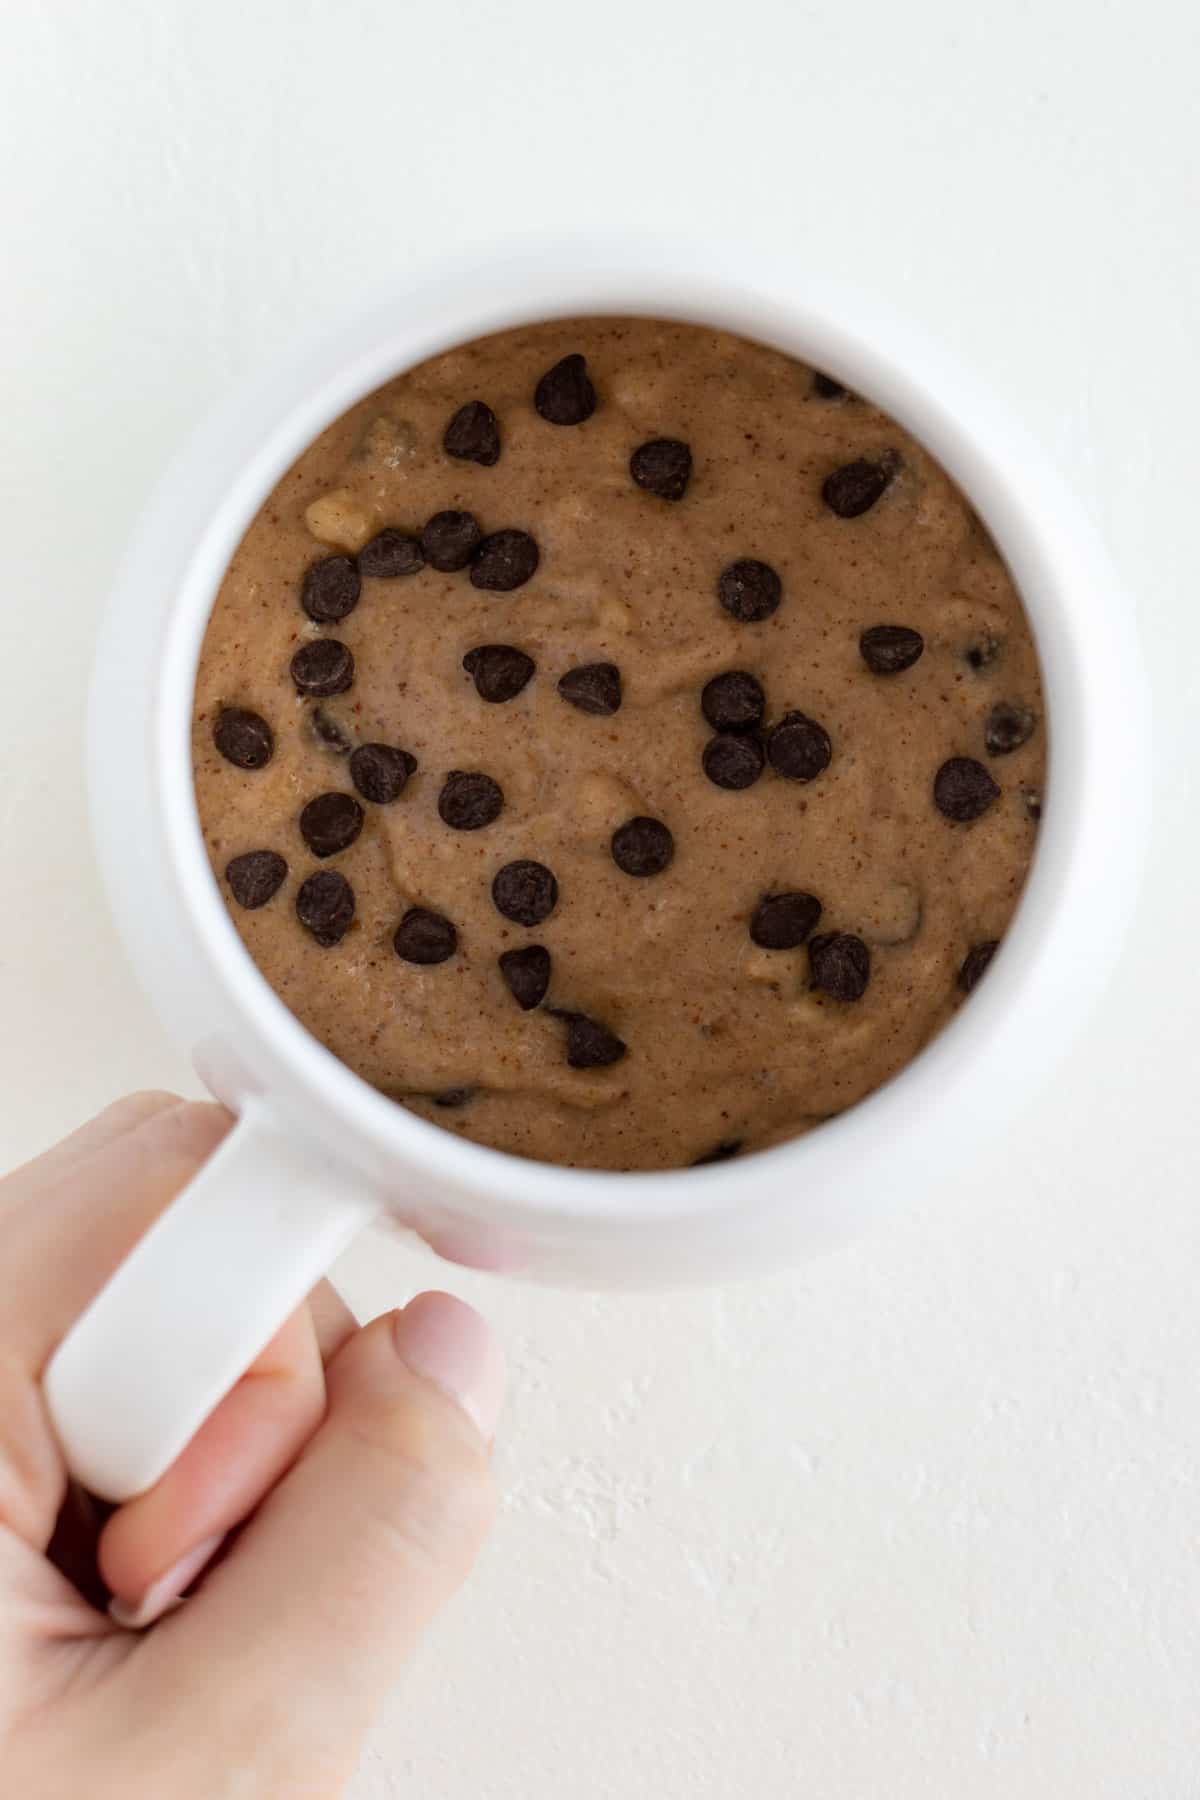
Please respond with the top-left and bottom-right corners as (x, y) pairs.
(43, 240), (1148, 1502)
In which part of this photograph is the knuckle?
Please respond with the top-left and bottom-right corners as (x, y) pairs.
(98, 1089), (182, 1132)
(150, 1099), (234, 1168)
(348, 1391), (497, 1567)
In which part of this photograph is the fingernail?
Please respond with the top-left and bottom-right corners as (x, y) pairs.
(108, 1532), (225, 1631)
(392, 1292), (507, 1441)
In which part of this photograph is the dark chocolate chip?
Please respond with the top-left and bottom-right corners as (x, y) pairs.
(703, 732), (765, 790)
(492, 860), (558, 926)
(958, 940), (1000, 994)
(701, 670), (765, 733)
(934, 757), (1000, 822)
(812, 372), (849, 400)
(630, 438), (692, 502)
(349, 743), (415, 805)
(290, 638), (354, 697)
(860, 625), (925, 676)
(225, 849), (287, 910)
(470, 529), (539, 591)
(358, 528), (424, 579)
(984, 702), (1037, 756)
(611, 816), (674, 877)
(718, 559), (782, 623)
(822, 456), (898, 518)
(750, 891), (822, 950)
(421, 510), (482, 572)
(809, 932), (871, 1002)
(438, 770), (503, 830)
(296, 869), (355, 946)
(558, 662), (622, 716)
(443, 400), (501, 467)
(394, 906), (457, 965)
(534, 353), (596, 426)
(498, 944), (552, 1010)
(433, 1086), (477, 1108)
(463, 644), (535, 703)
(301, 555), (361, 623)
(551, 1009), (627, 1068)
(298, 791), (364, 857)
(767, 711), (832, 782)
(308, 707), (353, 754)
(213, 706), (274, 769)
(1023, 787), (1043, 823)
(692, 1138), (744, 1165)
(966, 634), (1001, 671)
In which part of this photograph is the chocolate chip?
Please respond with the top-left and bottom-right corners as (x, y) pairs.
(438, 770), (503, 830)
(301, 555), (361, 623)
(822, 456), (898, 518)
(290, 638), (354, 697)
(692, 1138), (744, 1165)
(630, 438), (692, 501)
(611, 816), (674, 877)
(308, 707), (352, 754)
(718, 560), (782, 623)
(433, 1086), (477, 1108)
(859, 625), (924, 676)
(463, 644), (535, 703)
(394, 907), (457, 965)
(812, 372), (849, 400)
(750, 891), (822, 949)
(984, 702), (1036, 756)
(498, 944), (551, 1010)
(958, 940), (1000, 994)
(703, 732), (765, 790)
(534, 353), (596, 426)
(551, 1010), (627, 1068)
(349, 743), (415, 805)
(701, 670), (765, 733)
(492, 860), (558, 925)
(470, 529), (539, 591)
(966, 634), (1001, 671)
(358, 528), (424, 579)
(298, 791), (364, 857)
(443, 400), (501, 467)
(213, 706), (274, 769)
(809, 932), (871, 1001)
(767, 711), (832, 782)
(296, 869), (355, 946)
(558, 662), (622, 716)
(421, 510), (482, 572)
(1023, 787), (1043, 823)
(934, 757), (1000, 822)
(225, 849), (287, 910)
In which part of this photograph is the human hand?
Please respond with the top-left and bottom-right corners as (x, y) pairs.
(0, 1093), (505, 1798)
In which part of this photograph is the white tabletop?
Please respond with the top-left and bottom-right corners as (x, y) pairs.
(2, 2), (1195, 1793)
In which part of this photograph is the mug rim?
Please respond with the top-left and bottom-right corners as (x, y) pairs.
(145, 239), (1138, 1229)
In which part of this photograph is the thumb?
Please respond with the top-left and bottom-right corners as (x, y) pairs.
(152, 1294), (504, 1768)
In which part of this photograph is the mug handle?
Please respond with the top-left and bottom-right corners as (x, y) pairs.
(42, 1099), (381, 1502)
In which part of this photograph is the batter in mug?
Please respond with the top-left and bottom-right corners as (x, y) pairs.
(192, 318), (1044, 1171)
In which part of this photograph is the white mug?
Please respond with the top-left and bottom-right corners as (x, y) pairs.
(43, 241), (1148, 1504)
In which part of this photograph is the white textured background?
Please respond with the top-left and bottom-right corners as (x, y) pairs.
(2, 2), (1198, 1793)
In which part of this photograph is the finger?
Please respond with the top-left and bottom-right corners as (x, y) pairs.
(1, 1091), (183, 1190)
(3, 1099), (233, 1369)
(99, 1302), (325, 1622)
(147, 1295), (504, 1769)
(308, 1277), (357, 1362)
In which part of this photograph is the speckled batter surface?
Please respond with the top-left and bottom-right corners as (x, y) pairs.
(192, 318), (1044, 1171)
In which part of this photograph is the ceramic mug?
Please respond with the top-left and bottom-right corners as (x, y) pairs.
(43, 240), (1148, 1504)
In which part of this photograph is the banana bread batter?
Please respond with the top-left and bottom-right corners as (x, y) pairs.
(192, 318), (1044, 1171)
